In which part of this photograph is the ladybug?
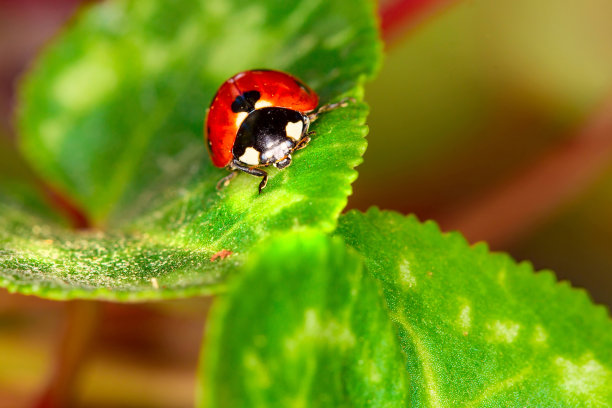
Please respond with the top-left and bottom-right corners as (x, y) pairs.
(205, 69), (350, 193)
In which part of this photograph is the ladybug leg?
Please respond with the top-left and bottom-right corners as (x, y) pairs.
(295, 134), (312, 151)
(230, 159), (269, 194)
(308, 97), (356, 122)
(216, 170), (239, 191)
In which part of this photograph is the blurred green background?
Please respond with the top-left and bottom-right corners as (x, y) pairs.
(351, 0), (612, 305)
(1, 0), (612, 406)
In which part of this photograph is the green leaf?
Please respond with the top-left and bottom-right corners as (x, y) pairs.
(1, 0), (381, 300)
(199, 209), (612, 406)
(337, 209), (612, 407)
(18, 0), (380, 225)
(0, 199), (226, 300)
(199, 231), (408, 407)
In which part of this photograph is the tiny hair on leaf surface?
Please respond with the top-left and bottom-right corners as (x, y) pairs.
(0, 199), (226, 300)
(199, 231), (408, 407)
(336, 208), (612, 407)
(0, 0), (382, 300)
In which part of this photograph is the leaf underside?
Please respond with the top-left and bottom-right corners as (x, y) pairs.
(0, 0), (381, 300)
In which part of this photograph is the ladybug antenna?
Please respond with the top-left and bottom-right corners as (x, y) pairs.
(308, 97), (355, 122)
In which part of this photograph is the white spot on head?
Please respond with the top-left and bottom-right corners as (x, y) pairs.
(398, 259), (416, 289)
(239, 147), (261, 165)
(285, 121), (303, 141)
(556, 355), (609, 397)
(235, 111), (248, 127)
(254, 99), (273, 109)
(459, 304), (471, 330)
(488, 320), (520, 343)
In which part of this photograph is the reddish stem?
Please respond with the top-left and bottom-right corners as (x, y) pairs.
(380, 0), (458, 43)
(31, 301), (100, 408)
(438, 95), (612, 248)
(37, 181), (91, 230)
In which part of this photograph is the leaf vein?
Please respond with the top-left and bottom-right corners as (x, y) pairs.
(462, 366), (532, 408)
(391, 312), (444, 408)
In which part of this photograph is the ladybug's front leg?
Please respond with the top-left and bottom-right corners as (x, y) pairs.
(295, 132), (313, 151)
(230, 159), (269, 194)
(216, 170), (238, 190)
(308, 97), (356, 122)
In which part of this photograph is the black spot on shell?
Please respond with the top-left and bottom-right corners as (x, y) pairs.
(231, 90), (261, 113)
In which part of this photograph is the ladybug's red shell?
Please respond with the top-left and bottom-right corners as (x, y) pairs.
(205, 70), (319, 168)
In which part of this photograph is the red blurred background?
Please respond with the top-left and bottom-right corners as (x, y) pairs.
(1, 0), (612, 406)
